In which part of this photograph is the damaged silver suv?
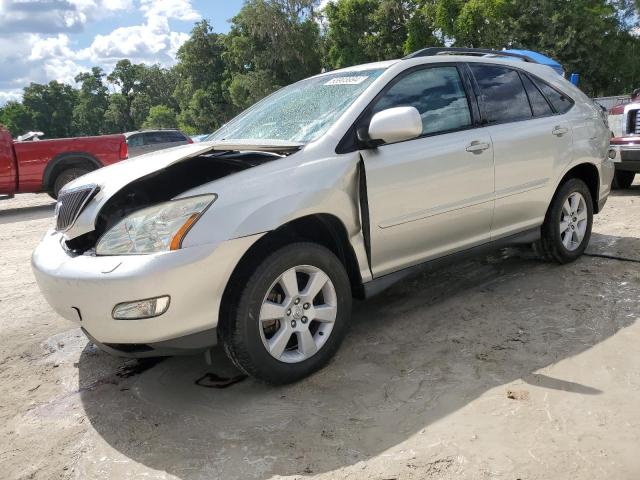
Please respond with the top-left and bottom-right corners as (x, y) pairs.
(33, 48), (614, 384)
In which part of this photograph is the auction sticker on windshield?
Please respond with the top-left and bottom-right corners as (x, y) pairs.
(324, 76), (370, 86)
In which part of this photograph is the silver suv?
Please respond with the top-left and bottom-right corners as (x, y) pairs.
(33, 48), (614, 384)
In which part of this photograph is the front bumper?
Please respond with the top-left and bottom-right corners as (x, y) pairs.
(32, 230), (263, 351)
(610, 139), (640, 172)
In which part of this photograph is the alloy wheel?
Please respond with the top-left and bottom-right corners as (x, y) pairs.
(560, 191), (588, 251)
(258, 265), (337, 363)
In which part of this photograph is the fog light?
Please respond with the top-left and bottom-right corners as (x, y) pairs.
(112, 296), (170, 320)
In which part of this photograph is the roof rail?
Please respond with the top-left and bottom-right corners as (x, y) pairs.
(403, 47), (538, 63)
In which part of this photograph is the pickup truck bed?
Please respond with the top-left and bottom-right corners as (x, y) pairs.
(0, 127), (127, 198)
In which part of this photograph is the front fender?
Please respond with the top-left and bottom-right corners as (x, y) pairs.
(180, 152), (369, 278)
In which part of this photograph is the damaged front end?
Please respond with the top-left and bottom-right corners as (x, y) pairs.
(58, 143), (300, 254)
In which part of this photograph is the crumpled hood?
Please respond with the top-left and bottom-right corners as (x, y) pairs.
(63, 143), (216, 199)
(60, 140), (302, 239)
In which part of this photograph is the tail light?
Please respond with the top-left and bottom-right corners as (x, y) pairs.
(187, 136), (194, 144)
(119, 140), (128, 159)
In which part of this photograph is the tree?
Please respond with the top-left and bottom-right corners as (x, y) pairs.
(324, 0), (379, 67)
(226, 0), (322, 103)
(229, 70), (277, 110)
(0, 101), (34, 137)
(107, 59), (145, 131)
(130, 64), (180, 128)
(450, 0), (512, 49)
(73, 67), (108, 136)
(174, 20), (231, 133)
(22, 81), (77, 138)
(142, 105), (178, 129)
(103, 93), (130, 133)
(324, 0), (441, 69)
(505, 0), (627, 96)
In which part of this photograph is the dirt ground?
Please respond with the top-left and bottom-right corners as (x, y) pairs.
(1, 183), (639, 480)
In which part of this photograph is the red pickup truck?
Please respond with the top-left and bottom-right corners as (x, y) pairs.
(608, 99), (640, 189)
(0, 126), (127, 199)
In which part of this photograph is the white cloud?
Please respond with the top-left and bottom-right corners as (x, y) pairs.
(0, 90), (22, 104)
(140, 0), (199, 23)
(0, 0), (132, 34)
(0, 0), (200, 104)
(79, 0), (200, 66)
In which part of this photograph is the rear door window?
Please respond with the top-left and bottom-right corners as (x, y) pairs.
(371, 66), (472, 136)
(521, 74), (553, 117)
(469, 64), (532, 124)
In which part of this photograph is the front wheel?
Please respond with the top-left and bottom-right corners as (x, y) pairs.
(220, 242), (352, 384)
(612, 170), (635, 190)
(538, 178), (593, 264)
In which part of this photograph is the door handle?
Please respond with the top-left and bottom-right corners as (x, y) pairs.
(465, 141), (490, 154)
(552, 126), (569, 137)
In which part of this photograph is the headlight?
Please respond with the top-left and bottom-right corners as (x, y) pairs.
(96, 194), (216, 255)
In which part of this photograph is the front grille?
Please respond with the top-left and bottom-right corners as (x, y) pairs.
(55, 184), (99, 231)
(633, 109), (640, 135)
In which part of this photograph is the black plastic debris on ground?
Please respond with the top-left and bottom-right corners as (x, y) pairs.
(195, 372), (247, 389)
(116, 357), (165, 379)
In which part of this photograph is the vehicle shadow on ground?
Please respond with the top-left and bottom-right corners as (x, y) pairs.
(77, 232), (640, 479)
(610, 182), (640, 197)
(0, 203), (55, 225)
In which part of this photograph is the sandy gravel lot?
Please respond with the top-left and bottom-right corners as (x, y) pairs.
(1, 185), (639, 480)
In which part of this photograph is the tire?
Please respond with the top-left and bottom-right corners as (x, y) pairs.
(220, 242), (352, 384)
(611, 170), (635, 190)
(538, 178), (593, 264)
(51, 167), (90, 199)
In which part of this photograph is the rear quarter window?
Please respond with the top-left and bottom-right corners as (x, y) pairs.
(143, 132), (183, 144)
(127, 134), (144, 147)
(164, 131), (188, 142)
(532, 78), (574, 114)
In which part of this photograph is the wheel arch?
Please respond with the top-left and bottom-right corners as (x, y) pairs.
(218, 214), (365, 339)
(42, 152), (103, 191)
(555, 162), (600, 213)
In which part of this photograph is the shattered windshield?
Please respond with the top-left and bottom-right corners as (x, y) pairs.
(207, 69), (385, 144)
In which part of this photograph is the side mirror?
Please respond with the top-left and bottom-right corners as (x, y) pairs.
(367, 106), (422, 144)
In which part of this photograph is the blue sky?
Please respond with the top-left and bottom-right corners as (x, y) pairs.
(0, 0), (250, 104)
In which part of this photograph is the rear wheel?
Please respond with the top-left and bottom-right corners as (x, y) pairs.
(538, 178), (593, 264)
(50, 167), (90, 199)
(611, 170), (635, 190)
(220, 242), (352, 384)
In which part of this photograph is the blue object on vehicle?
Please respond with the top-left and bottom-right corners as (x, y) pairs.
(503, 49), (565, 76)
(190, 134), (210, 143)
(569, 73), (580, 86)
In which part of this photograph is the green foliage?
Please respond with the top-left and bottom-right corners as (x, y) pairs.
(0, 101), (33, 137)
(73, 67), (108, 136)
(107, 59), (145, 131)
(1, 0), (639, 138)
(325, 0), (380, 67)
(142, 105), (178, 129)
(503, 0), (629, 96)
(22, 81), (77, 138)
(226, 0), (322, 90)
(174, 20), (231, 133)
(102, 94), (130, 134)
(229, 70), (278, 110)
